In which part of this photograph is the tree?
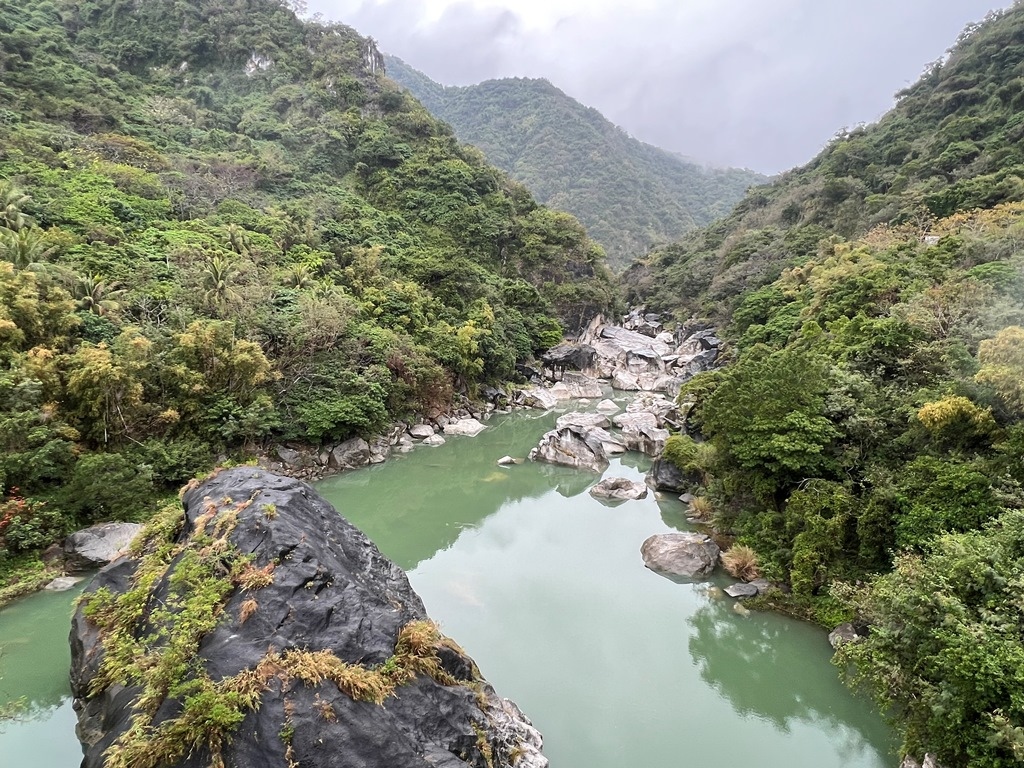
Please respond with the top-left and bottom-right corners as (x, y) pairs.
(72, 274), (124, 316)
(976, 326), (1024, 415)
(0, 181), (31, 232)
(839, 511), (1024, 768)
(200, 255), (242, 312)
(699, 345), (839, 500)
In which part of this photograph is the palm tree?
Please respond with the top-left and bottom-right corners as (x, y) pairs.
(0, 182), (32, 232)
(201, 255), (242, 311)
(0, 228), (52, 270)
(224, 223), (251, 256)
(282, 263), (313, 289)
(73, 274), (125, 316)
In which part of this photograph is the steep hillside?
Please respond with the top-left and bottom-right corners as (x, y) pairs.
(0, 0), (618, 584)
(634, 6), (1024, 765)
(386, 57), (764, 268)
(633, 6), (1024, 320)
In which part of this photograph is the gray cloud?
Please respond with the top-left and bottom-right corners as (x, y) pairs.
(308, 1), (1010, 173)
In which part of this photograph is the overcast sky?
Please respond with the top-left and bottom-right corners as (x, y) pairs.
(305, 0), (1011, 174)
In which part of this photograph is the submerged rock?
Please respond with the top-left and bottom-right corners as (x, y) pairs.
(70, 468), (547, 768)
(640, 533), (721, 580)
(64, 522), (143, 573)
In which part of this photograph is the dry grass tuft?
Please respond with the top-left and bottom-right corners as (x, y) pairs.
(236, 563), (275, 591)
(239, 598), (259, 624)
(722, 544), (761, 581)
(688, 496), (714, 520)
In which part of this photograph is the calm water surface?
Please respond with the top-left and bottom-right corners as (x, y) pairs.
(0, 399), (894, 766)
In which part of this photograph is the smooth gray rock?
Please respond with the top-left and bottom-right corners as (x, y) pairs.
(422, 434), (446, 447)
(45, 576), (84, 591)
(589, 478), (649, 501)
(64, 522), (143, 573)
(529, 425), (610, 472)
(596, 399), (620, 413)
(641, 533), (721, 579)
(556, 412), (611, 431)
(548, 373), (603, 400)
(519, 387), (559, 410)
(611, 370), (640, 391)
(443, 418), (487, 437)
(408, 424), (435, 439)
(724, 583), (759, 599)
(275, 445), (310, 468)
(497, 456), (517, 466)
(329, 437), (371, 469)
(626, 394), (677, 427)
(828, 623), (863, 649)
(748, 578), (773, 595)
(70, 468), (548, 768)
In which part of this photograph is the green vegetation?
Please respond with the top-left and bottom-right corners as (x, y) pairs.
(0, 0), (618, 585)
(634, 6), (1024, 764)
(386, 58), (764, 268)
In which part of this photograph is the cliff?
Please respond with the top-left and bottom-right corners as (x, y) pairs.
(70, 467), (546, 768)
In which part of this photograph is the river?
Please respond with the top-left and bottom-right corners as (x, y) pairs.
(0, 398), (894, 766)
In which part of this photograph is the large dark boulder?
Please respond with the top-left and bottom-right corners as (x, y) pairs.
(645, 458), (700, 495)
(540, 342), (596, 372)
(70, 468), (547, 768)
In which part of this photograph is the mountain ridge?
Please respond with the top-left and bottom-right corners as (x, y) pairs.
(385, 55), (765, 267)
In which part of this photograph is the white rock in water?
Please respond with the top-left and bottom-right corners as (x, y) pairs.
(422, 434), (446, 447)
(595, 399), (620, 413)
(443, 418), (487, 437)
(497, 456), (517, 466)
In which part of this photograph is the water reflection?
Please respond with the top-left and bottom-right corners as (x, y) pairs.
(687, 594), (895, 757)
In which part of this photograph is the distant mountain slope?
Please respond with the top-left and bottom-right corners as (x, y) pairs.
(386, 56), (765, 267)
(632, 6), (1024, 321)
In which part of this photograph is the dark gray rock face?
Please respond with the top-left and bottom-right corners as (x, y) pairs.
(70, 468), (546, 768)
(541, 343), (597, 372)
(645, 458), (700, 495)
(63, 522), (143, 572)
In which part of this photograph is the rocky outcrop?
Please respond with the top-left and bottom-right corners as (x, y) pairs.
(640, 533), (720, 579)
(645, 458), (700, 495)
(570, 312), (723, 393)
(329, 437), (371, 470)
(516, 387), (559, 410)
(540, 343), (596, 372)
(63, 522), (143, 572)
(548, 372), (603, 400)
(556, 412), (612, 431)
(70, 468), (547, 768)
(589, 478), (649, 502)
(528, 425), (614, 472)
(612, 412), (670, 456)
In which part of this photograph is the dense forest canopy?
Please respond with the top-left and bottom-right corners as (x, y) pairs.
(386, 57), (765, 268)
(636, 5), (1024, 765)
(0, 0), (618, 589)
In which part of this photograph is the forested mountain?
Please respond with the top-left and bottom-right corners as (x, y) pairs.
(0, 0), (617, 591)
(637, 6), (1024, 765)
(386, 57), (765, 268)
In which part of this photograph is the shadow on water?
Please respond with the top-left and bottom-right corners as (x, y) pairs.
(687, 593), (896, 756)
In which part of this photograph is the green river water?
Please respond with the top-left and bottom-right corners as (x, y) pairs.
(0, 398), (895, 767)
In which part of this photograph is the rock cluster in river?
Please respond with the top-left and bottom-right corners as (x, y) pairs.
(70, 468), (547, 768)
